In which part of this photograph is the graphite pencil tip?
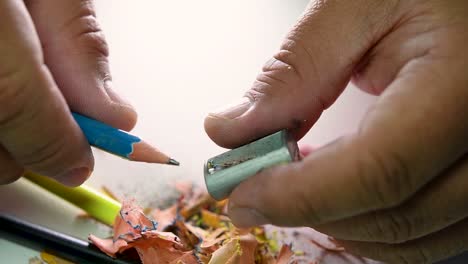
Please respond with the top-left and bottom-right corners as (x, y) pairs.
(167, 158), (180, 166)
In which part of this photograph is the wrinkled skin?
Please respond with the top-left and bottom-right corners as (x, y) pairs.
(205, 0), (468, 263)
(0, 0), (136, 186)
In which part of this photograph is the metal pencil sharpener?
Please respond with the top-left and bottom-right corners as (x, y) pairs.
(204, 129), (300, 201)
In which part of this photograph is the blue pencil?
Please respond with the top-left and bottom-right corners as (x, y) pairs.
(72, 112), (179, 165)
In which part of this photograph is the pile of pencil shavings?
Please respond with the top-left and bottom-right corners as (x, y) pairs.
(88, 183), (294, 264)
(89, 183), (372, 264)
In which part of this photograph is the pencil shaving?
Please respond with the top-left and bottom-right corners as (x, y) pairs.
(89, 184), (376, 264)
(89, 199), (196, 263)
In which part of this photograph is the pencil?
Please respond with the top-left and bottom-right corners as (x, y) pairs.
(0, 213), (138, 264)
(72, 112), (179, 166)
(24, 172), (121, 226)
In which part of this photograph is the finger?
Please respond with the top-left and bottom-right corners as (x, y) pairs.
(0, 146), (24, 185)
(228, 25), (468, 227)
(0, 0), (93, 186)
(316, 155), (468, 243)
(25, 0), (137, 131)
(338, 217), (468, 264)
(351, 13), (436, 96)
(205, 0), (399, 148)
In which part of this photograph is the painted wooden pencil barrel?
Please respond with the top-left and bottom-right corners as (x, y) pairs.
(204, 129), (300, 201)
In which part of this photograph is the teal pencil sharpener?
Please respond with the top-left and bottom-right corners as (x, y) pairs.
(204, 129), (300, 201)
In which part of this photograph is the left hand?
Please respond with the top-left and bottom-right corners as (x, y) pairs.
(0, 0), (137, 186)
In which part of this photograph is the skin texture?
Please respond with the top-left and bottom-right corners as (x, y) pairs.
(204, 0), (468, 263)
(0, 0), (136, 186)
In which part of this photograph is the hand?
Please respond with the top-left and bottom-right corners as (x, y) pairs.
(204, 0), (468, 263)
(0, 0), (136, 186)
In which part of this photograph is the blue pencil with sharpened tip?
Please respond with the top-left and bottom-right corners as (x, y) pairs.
(72, 112), (179, 166)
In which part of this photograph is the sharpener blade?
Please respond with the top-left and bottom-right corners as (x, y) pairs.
(204, 129), (300, 200)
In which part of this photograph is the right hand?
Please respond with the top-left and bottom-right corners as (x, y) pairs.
(205, 0), (468, 263)
(0, 0), (137, 186)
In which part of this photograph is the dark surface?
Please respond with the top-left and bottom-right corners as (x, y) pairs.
(0, 214), (138, 264)
(438, 252), (468, 264)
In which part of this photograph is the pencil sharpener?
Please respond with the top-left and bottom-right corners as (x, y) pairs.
(204, 129), (300, 201)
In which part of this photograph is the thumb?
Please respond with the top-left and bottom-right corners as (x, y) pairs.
(204, 0), (397, 148)
(26, 0), (137, 131)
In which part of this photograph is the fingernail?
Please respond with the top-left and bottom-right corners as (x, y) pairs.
(229, 207), (269, 227)
(209, 97), (252, 119)
(56, 167), (91, 187)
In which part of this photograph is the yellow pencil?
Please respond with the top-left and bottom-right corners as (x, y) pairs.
(24, 172), (121, 226)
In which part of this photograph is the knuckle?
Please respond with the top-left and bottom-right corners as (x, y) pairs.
(76, 29), (109, 58)
(294, 191), (324, 225)
(20, 135), (69, 176)
(245, 37), (328, 122)
(0, 166), (24, 185)
(372, 212), (415, 243)
(0, 63), (77, 175)
(239, 163), (322, 226)
(288, 165), (325, 225)
(357, 143), (412, 208)
(280, 37), (334, 109)
(280, 37), (321, 86)
(393, 246), (432, 264)
(64, 1), (109, 57)
(247, 46), (304, 101)
(0, 66), (34, 130)
(299, 204), (324, 225)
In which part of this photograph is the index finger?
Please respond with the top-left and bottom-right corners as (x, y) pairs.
(0, 0), (93, 186)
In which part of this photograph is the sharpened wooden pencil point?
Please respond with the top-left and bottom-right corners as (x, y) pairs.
(128, 140), (177, 165)
(72, 113), (177, 166)
(167, 158), (180, 166)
